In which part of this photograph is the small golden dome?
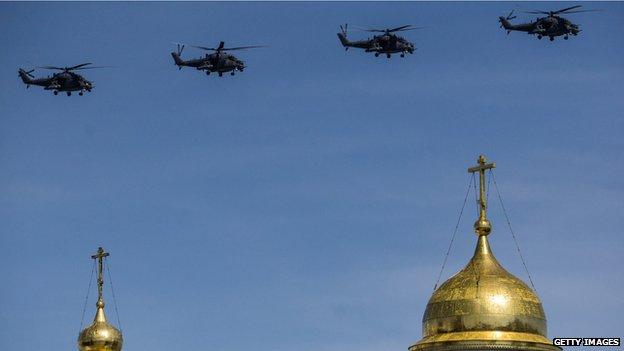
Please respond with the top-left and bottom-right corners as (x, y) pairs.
(78, 300), (123, 351)
(78, 247), (123, 351)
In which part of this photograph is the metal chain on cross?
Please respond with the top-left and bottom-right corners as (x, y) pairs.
(491, 170), (537, 292)
(487, 168), (492, 199)
(433, 172), (474, 291)
(79, 259), (96, 332)
(105, 258), (123, 332)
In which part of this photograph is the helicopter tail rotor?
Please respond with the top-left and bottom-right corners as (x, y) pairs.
(18, 68), (35, 86)
(170, 42), (187, 68)
(340, 23), (348, 36)
(337, 24), (351, 48)
(18, 68), (35, 78)
(499, 10), (516, 30)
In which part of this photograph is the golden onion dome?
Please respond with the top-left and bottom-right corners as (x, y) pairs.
(410, 156), (560, 351)
(78, 300), (123, 351)
(78, 247), (123, 351)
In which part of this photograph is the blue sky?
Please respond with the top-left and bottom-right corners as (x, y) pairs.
(1, 2), (623, 350)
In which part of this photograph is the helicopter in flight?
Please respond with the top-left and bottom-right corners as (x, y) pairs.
(499, 5), (596, 41)
(337, 24), (417, 58)
(171, 41), (265, 77)
(18, 63), (99, 96)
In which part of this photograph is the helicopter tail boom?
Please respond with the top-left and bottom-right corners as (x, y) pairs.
(337, 32), (351, 47)
(171, 52), (185, 67)
(18, 68), (34, 84)
(498, 17), (513, 30)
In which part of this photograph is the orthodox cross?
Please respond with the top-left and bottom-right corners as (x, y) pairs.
(468, 155), (495, 235)
(91, 247), (110, 306)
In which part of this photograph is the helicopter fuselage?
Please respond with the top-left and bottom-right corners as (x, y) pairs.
(372, 34), (415, 53)
(46, 72), (92, 91)
(338, 31), (415, 56)
(172, 51), (245, 75)
(500, 15), (580, 39)
(19, 69), (92, 94)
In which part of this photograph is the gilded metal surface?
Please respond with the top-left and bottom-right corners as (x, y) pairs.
(410, 156), (560, 351)
(410, 331), (561, 351)
(422, 236), (547, 337)
(415, 331), (552, 344)
(78, 247), (123, 351)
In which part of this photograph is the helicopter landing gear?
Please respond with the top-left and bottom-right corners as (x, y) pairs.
(79, 91), (84, 96)
(206, 71), (210, 75)
(549, 36), (554, 41)
(564, 35), (569, 40)
(400, 53), (405, 58)
(386, 53), (391, 58)
(537, 35), (543, 40)
(67, 91), (72, 96)
(230, 71), (235, 76)
(53, 91), (58, 95)
(218, 72), (223, 77)
(374, 53), (379, 57)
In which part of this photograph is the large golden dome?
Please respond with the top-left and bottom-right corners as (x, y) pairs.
(410, 156), (560, 351)
(77, 247), (123, 351)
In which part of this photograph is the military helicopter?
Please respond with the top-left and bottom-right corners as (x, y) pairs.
(171, 41), (265, 77)
(337, 24), (417, 58)
(499, 5), (596, 41)
(18, 63), (98, 96)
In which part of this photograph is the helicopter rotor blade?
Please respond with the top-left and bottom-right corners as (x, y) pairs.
(222, 45), (268, 51)
(72, 66), (111, 70)
(554, 5), (583, 14)
(560, 9), (601, 14)
(40, 63), (94, 71)
(39, 66), (65, 70)
(524, 5), (598, 16)
(394, 26), (426, 32)
(67, 63), (93, 70)
(190, 45), (218, 51)
(387, 24), (412, 32)
(353, 24), (419, 33)
(351, 25), (384, 32)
